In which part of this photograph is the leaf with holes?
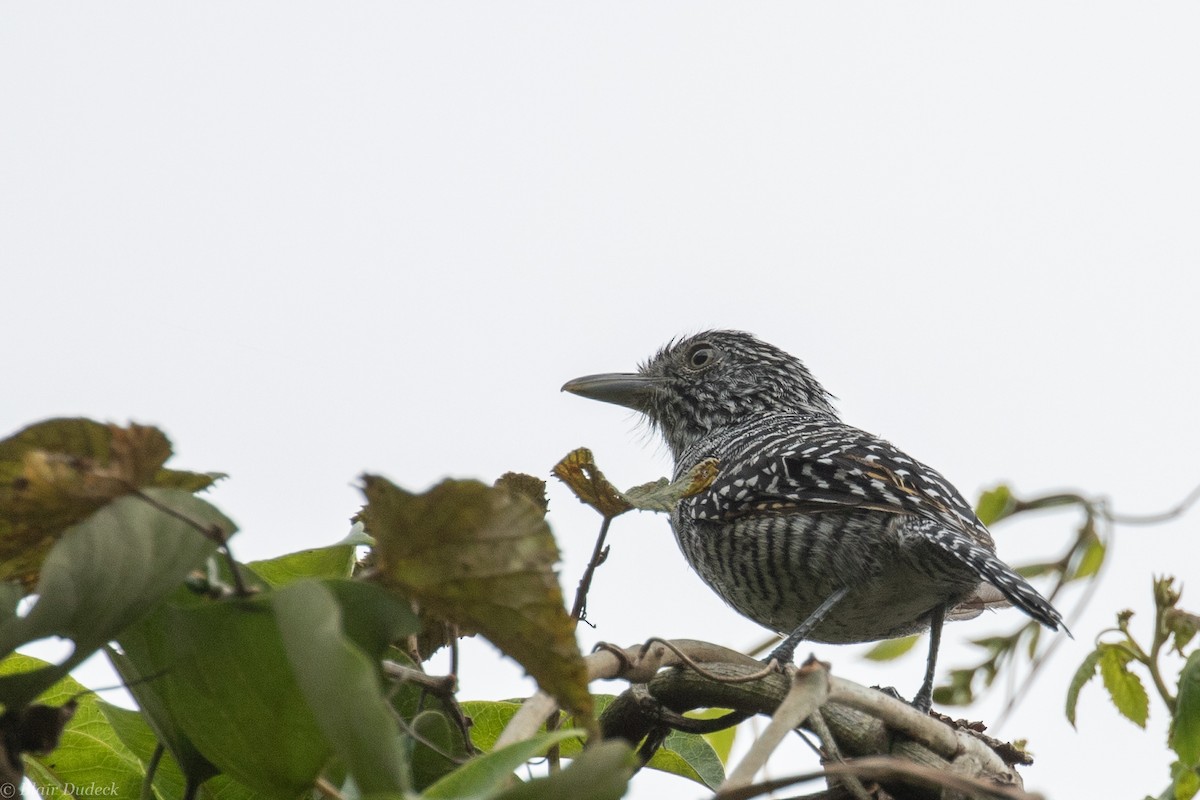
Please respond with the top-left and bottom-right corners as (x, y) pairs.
(552, 449), (633, 518)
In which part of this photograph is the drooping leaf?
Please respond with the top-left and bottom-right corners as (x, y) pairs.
(0, 489), (226, 707)
(463, 696), (725, 790)
(1066, 648), (1104, 728)
(975, 485), (1016, 526)
(361, 475), (591, 719)
(491, 740), (636, 800)
(106, 636), (220, 789)
(862, 635), (920, 662)
(0, 419), (217, 587)
(272, 579), (410, 795)
(552, 449), (632, 518)
(115, 594), (331, 800)
(98, 700), (259, 800)
(1099, 645), (1150, 728)
(423, 729), (583, 799)
(1172, 651), (1200, 766)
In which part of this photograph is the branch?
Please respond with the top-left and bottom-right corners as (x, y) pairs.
(721, 659), (829, 791)
(495, 638), (1030, 797)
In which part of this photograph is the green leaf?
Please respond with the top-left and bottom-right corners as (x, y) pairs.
(1066, 648), (1105, 727)
(106, 638), (220, 788)
(423, 729), (583, 799)
(410, 710), (468, 791)
(463, 696), (724, 790)
(361, 475), (591, 720)
(98, 700), (191, 800)
(975, 485), (1015, 526)
(1, 654), (147, 799)
(0, 489), (226, 707)
(272, 579), (410, 795)
(653, 727), (725, 790)
(461, 700), (524, 753)
(492, 741), (636, 800)
(686, 708), (737, 765)
(1172, 760), (1200, 800)
(1172, 651), (1200, 765)
(1070, 537), (1106, 581)
(115, 593), (330, 799)
(1099, 645), (1150, 728)
(862, 635), (920, 662)
(247, 543), (356, 588)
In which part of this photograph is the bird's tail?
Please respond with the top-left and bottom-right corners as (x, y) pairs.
(929, 529), (1069, 634)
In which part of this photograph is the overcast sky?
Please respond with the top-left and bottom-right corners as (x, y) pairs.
(4, 3), (1200, 797)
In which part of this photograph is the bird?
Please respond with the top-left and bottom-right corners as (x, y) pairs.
(562, 330), (1065, 711)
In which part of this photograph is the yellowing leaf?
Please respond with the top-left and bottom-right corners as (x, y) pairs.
(552, 449), (632, 518)
(554, 449), (718, 516)
(0, 419), (218, 587)
(360, 475), (591, 719)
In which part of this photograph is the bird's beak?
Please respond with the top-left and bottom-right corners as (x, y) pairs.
(561, 373), (660, 411)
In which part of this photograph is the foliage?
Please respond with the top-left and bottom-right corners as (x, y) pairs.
(1067, 577), (1200, 799)
(0, 417), (1196, 799)
(0, 419), (715, 799)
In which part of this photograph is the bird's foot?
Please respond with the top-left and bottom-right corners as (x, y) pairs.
(873, 685), (933, 713)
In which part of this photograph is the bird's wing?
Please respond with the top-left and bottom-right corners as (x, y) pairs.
(679, 421), (994, 546)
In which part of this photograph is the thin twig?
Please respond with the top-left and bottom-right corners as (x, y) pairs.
(132, 488), (252, 597)
(1102, 482), (1200, 525)
(140, 742), (164, 800)
(381, 661), (457, 695)
(571, 515), (614, 622)
(807, 709), (872, 800)
(640, 637), (778, 684)
(313, 776), (346, 800)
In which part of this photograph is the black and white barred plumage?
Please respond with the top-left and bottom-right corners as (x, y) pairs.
(564, 330), (1064, 710)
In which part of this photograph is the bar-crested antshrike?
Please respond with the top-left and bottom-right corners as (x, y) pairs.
(563, 330), (1064, 711)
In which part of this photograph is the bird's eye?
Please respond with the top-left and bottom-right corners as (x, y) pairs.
(687, 344), (716, 369)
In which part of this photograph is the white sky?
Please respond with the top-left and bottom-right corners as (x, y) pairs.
(4, 3), (1200, 798)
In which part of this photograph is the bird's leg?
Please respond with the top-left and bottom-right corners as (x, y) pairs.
(910, 603), (945, 713)
(765, 586), (851, 665)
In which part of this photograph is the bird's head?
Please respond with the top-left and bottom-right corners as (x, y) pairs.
(562, 330), (838, 459)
